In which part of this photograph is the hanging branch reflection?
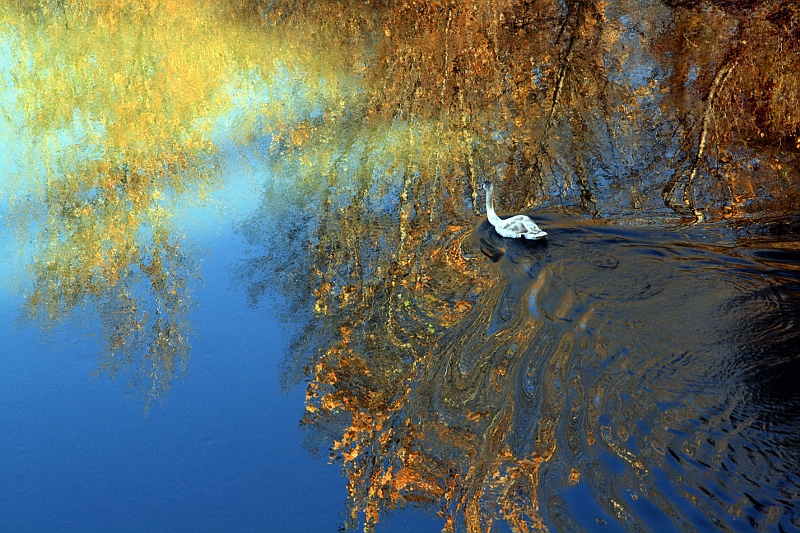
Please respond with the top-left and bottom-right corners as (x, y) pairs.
(657, 0), (800, 219)
(23, 159), (204, 408)
(2, 0), (271, 407)
(240, 0), (800, 530)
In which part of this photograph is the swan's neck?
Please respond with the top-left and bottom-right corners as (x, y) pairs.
(485, 186), (503, 225)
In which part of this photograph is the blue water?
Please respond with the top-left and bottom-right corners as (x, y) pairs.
(0, 203), (442, 533)
(0, 226), (336, 531)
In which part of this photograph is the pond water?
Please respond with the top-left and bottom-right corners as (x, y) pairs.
(2, 1), (800, 532)
(5, 202), (797, 532)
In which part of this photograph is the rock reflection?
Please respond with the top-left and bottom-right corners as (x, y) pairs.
(244, 198), (800, 530)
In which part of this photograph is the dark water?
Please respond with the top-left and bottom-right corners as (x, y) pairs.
(279, 212), (800, 532)
(409, 214), (800, 532)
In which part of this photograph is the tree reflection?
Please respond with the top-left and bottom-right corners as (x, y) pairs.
(3, 0), (798, 520)
(656, 0), (800, 219)
(26, 168), (200, 407)
(244, 202), (800, 531)
(239, 0), (800, 529)
(257, 0), (798, 219)
(2, 0), (272, 407)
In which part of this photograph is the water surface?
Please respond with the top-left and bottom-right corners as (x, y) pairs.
(2, 1), (799, 531)
(249, 210), (800, 532)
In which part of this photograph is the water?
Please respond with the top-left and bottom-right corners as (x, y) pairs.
(0, 222), (342, 532)
(440, 215), (800, 532)
(238, 205), (800, 532)
(0, 200), (453, 532)
(2, 198), (799, 532)
(2, 2), (799, 531)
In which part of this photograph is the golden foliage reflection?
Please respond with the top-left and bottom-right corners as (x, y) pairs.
(1, 0), (347, 406)
(245, 200), (800, 532)
(4, 0), (798, 522)
(239, 0), (800, 530)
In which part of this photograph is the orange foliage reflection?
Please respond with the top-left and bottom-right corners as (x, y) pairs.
(240, 0), (800, 529)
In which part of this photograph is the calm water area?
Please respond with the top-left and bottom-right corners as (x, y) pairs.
(0, 197), (441, 532)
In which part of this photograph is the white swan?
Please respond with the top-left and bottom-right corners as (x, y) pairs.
(483, 181), (547, 240)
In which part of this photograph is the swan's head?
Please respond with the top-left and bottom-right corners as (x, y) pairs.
(483, 180), (493, 190)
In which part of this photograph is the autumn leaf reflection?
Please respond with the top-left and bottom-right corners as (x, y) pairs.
(239, 0), (800, 530)
(2, 0), (282, 406)
(4, 0), (797, 521)
(256, 0), (798, 222)
(245, 199), (800, 531)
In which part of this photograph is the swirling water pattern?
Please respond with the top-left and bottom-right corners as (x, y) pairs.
(412, 214), (800, 532)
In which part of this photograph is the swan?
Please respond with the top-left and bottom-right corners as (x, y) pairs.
(483, 181), (547, 240)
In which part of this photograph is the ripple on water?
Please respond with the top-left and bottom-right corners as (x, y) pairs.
(458, 215), (800, 532)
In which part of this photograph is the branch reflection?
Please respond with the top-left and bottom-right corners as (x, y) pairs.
(243, 183), (800, 531)
(3, 0), (257, 407)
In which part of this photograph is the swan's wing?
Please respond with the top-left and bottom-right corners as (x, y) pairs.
(496, 216), (527, 236)
(522, 228), (547, 239)
(508, 215), (547, 239)
(493, 215), (547, 239)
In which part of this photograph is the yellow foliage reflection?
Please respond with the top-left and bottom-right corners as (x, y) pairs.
(247, 197), (800, 532)
(239, 0), (800, 530)
(1, 0), (355, 406)
(3, 1), (247, 405)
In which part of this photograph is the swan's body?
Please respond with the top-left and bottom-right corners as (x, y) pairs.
(483, 181), (547, 240)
